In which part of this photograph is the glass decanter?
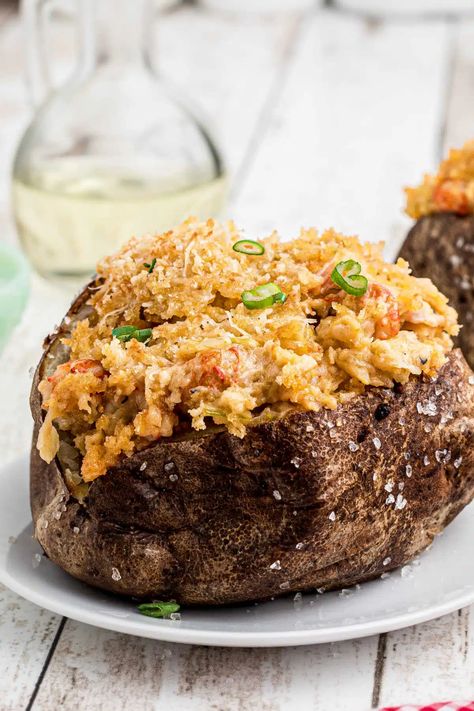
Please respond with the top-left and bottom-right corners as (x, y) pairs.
(12, 0), (226, 280)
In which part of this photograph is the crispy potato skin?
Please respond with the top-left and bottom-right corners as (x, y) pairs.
(399, 213), (474, 369)
(31, 308), (474, 605)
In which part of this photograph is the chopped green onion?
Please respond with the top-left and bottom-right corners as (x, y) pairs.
(134, 328), (152, 343)
(232, 239), (265, 256)
(112, 326), (137, 342)
(330, 259), (368, 297)
(112, 326), (152, 344)
(137, 601), (180, 619)
(241, 282), (287, 310)
(144, 258), (157, 274)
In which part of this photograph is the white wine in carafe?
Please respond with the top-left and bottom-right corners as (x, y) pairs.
(13, 161), (227, 279)
(12, 0), (226, 281)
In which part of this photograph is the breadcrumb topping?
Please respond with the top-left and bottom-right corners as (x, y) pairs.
(37, 218), (458, 481)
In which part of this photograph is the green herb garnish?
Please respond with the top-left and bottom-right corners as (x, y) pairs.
(232, 239), (265, 256)
(112, 326), (153, 344)
(144, 258), (157, 274)
(137, 601), (180, 619)
(241, 282), (287, 310)
(330, 260), (368, 297)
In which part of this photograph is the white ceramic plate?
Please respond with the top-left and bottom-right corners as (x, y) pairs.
(1, 457), (474, 647)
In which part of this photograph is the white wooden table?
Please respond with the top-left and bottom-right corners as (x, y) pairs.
(1, 3), (474, 709)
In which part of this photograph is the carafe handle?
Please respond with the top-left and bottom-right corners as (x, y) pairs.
(21, 0), (58, 106)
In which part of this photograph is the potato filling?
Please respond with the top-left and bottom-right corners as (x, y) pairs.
(37, 218), (458, 481)
(406, 140), (474, 219)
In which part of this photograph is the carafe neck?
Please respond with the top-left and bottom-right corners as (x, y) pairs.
(78, 0), (152, 71)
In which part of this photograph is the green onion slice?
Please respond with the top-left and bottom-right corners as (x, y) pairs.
(330, 260), (368, 297)
(112, 326), (137, 342)
(241, 282), (286, 310)
(112, 326), (152, 344)
(134, 328), (152, 343)
(232, 239), (265, 256)
(137, 601), (180, 619)
(144, 257), (157, 274)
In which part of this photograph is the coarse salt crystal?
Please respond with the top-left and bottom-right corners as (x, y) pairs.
(54, 511), (62, 520)
(398, 482), (404, 491)
(72, 526), (80, 535)
(295, 542), (305, 550)
(398, 417), (406, 426)
(32, 553), (42, 568)
(395, 494), (407, 510)
(169, 473), (179, 482)
(384, 481), (394, 493)
(372, 473), (377, 481)
(423, 455), (430, 466)
(385, 494), (395, 505)
(306, 424), (315, 433)
(383, 557), (391, 566)
(404, 451), (411, 460)
(326, 421), (334, 429)
(373, 437), (381, 450)
(435, 448), (451, 464)
(170, 612), (181, 621)
(380, 572), (390, 580)
(279, 581), (290, 590)
(348, 441), (359, 452)
(424, 423), (432, 433)
(416, 400), (437, 416)
(164, 462), (175, 472)
(339, 588), (353, 598)
(328, 511), (336, 521)
(329, 429), (337, 439)
(434, 384), (443, 396)
(405, 464), (412, 477)
(316, 587), (325, 594)
(270, 560), (281, 571)
(469, 375), (474, 385)
(111, 567), (122, 581)
(273, 490), (282, 501)
(454, 456), (463, 469)
(291, 457), (302, 468)
(401, 564), (413, 578)
(139, 462), (147, 471)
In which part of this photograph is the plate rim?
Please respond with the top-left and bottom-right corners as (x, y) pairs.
(1, 563), (474, 647)
(1, 455), (474, 647)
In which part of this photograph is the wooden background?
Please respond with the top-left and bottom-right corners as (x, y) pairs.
(1, 2), (474, 709)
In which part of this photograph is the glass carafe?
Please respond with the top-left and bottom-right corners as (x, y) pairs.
(12, 0), (227, 281)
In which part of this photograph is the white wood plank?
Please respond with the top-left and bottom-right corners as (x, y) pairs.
(157, 6), (298, 177)
(443, 19), (474, 151)
(0, 583), (62, 711)
(32, 620), (378, 711)
(375, 16), (474, 706)
(377, 607), (474, 706)
(231, 9), (452, 261)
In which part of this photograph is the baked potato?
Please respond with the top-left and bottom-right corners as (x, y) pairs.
(30, 219), (474, 605)
(400, 141), (474, 369)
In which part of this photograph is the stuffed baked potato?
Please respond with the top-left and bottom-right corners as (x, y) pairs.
(401, 141), (474, 369)
(31, 219), (474, 604)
